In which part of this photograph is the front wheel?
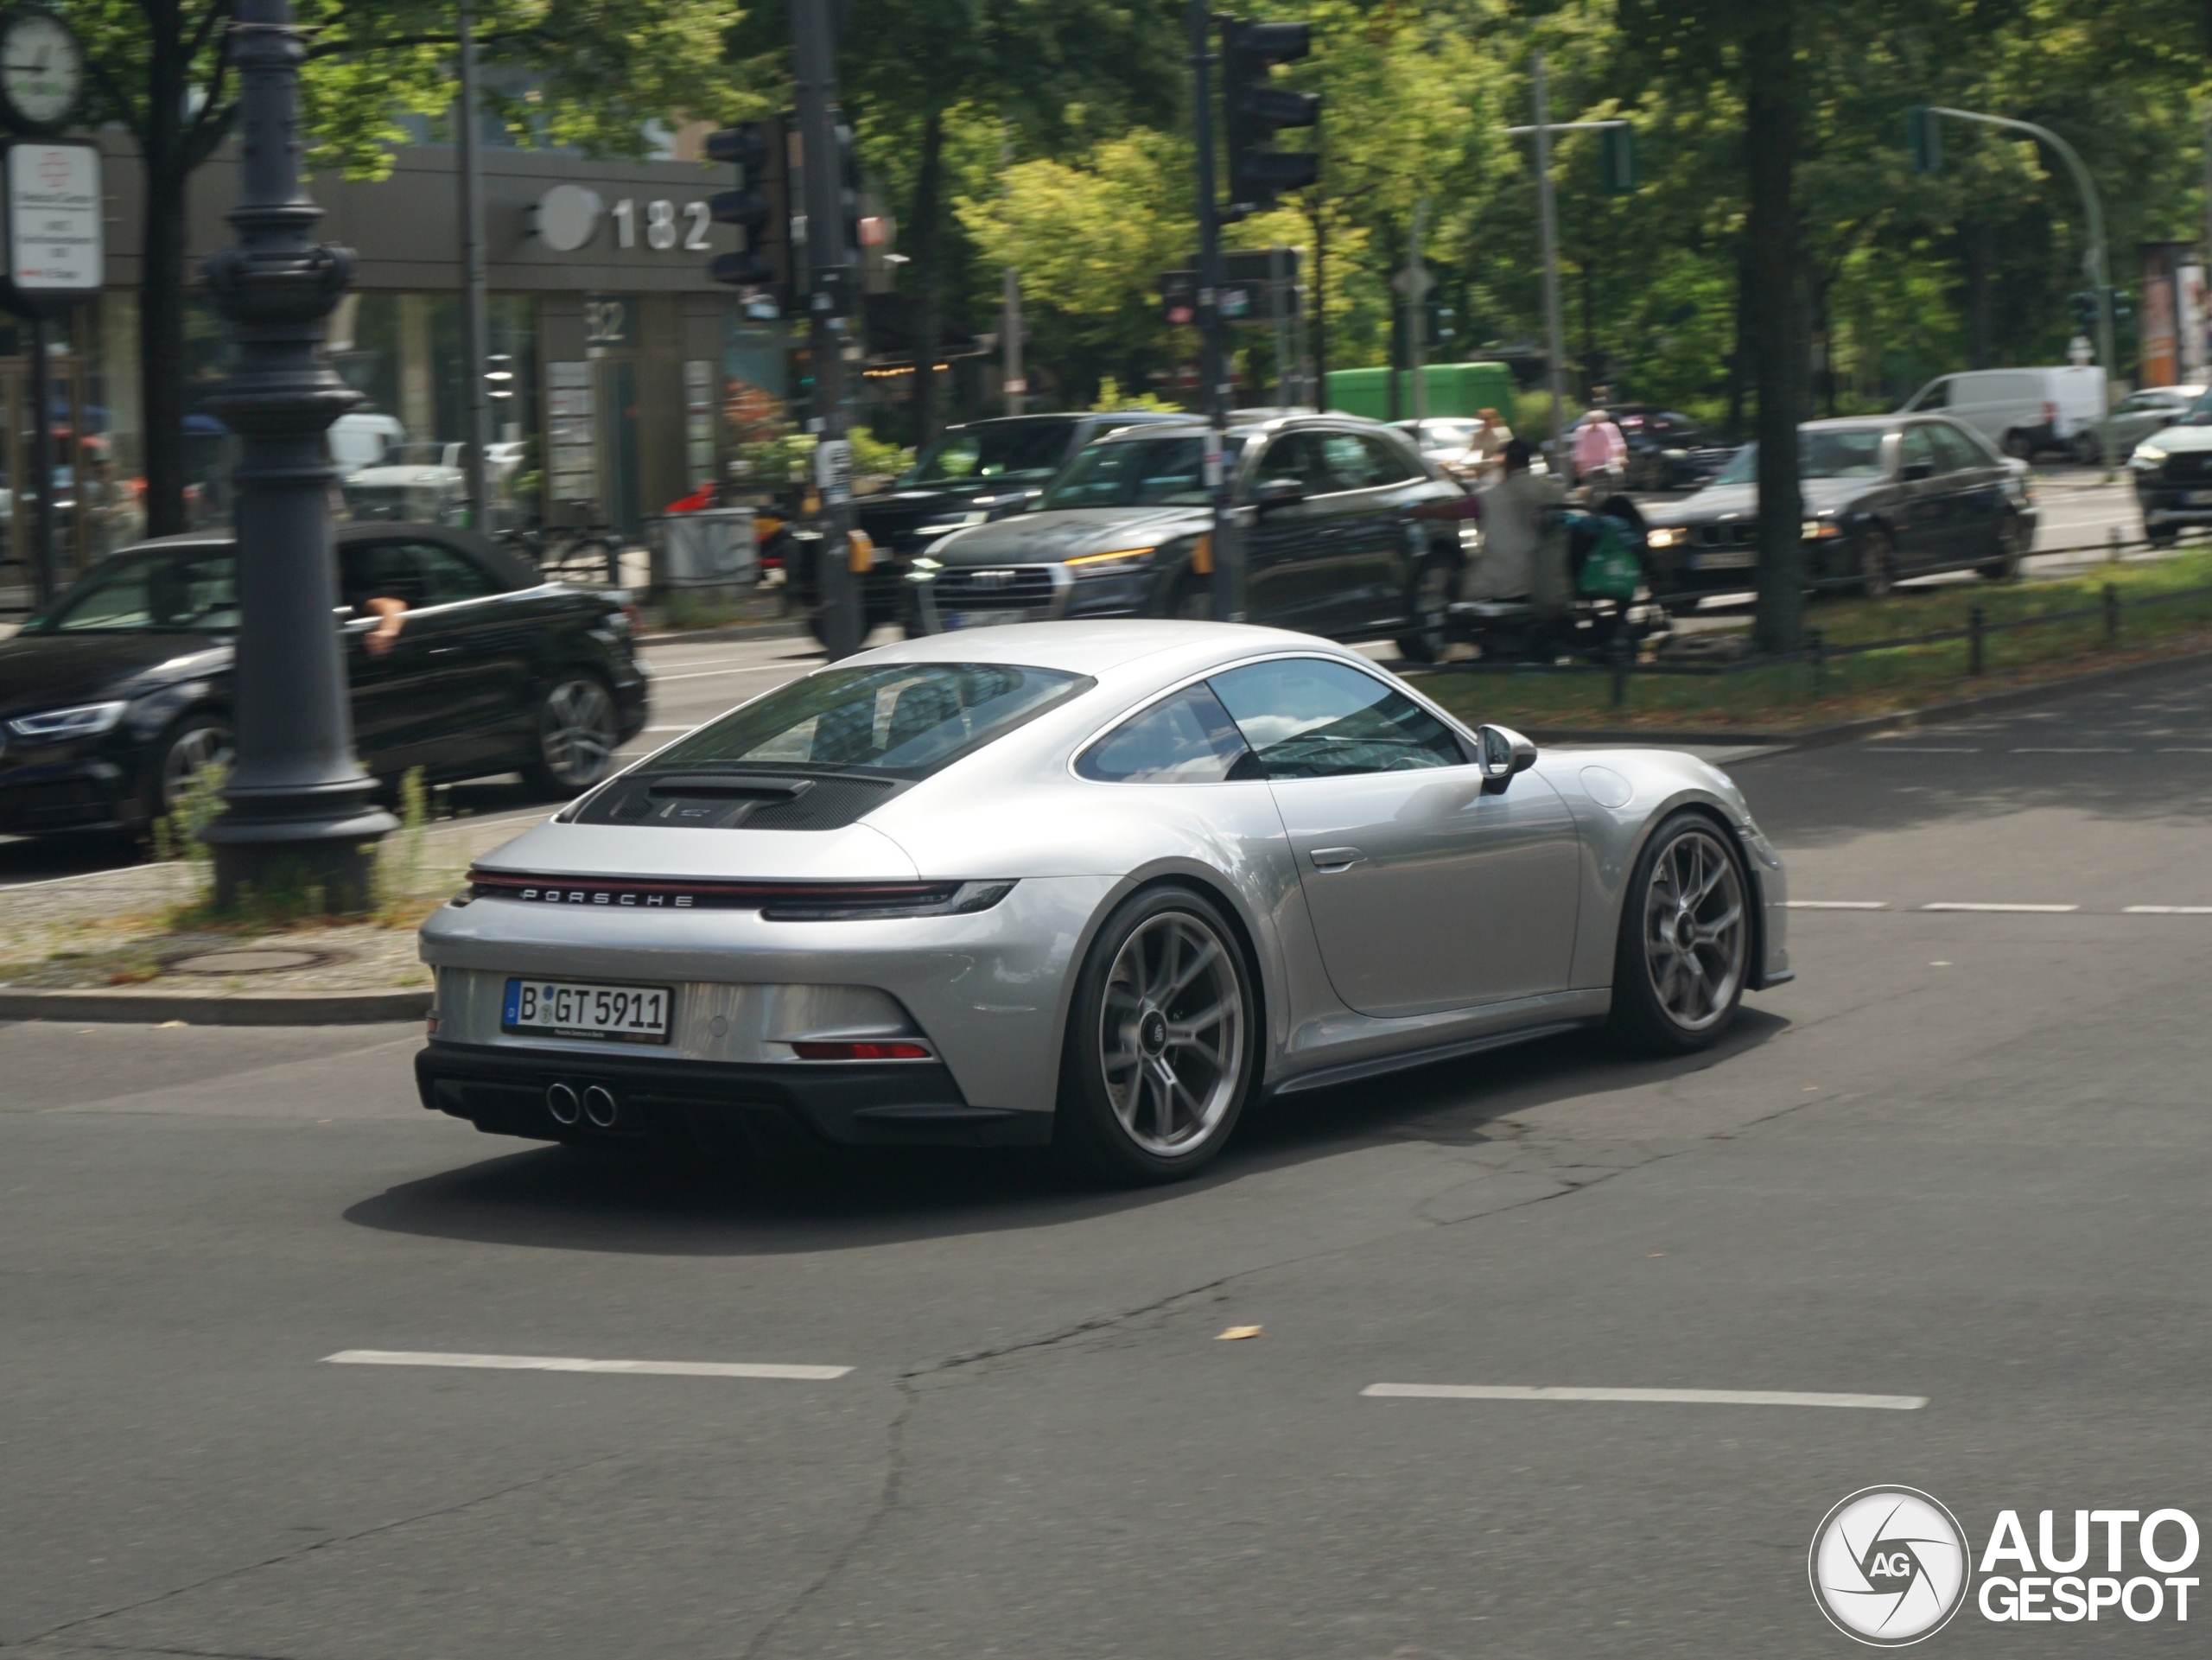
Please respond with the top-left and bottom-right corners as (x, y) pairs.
(1395, 554), (1458, 663)
(1056, 887), (1256, 1185)
(1856, 527), (1897, 598)
(1979, 510), (2028, 580)
(2070, 430), (2103, 467)
(146, 715), (233, 824)
(525, 673), (620, 795)
(1607, 812), (1751, 1054)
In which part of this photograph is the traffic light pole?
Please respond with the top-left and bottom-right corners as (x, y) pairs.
(1926, 107), (2116, 477)
(1189, 0), (1244, 621)
(792, 0), (861, 658)
(1504, 57), (1627, 482)
(456, 0), (492, 530)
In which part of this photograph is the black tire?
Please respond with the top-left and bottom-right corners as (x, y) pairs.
(1055, 885), (1258, 1185)
(2147, 525), (2181, 549)
(1856, 527), (1897, 598)
(1607, 811), (1752, 1054)
(1167, 576), (1215, 620)
(524, 671), (621, 795)
(1979, 509), (2027, 580)
(2001, 429), (2035, 461)
(2070, 430), (2102, 467)
(143, 713), (234, 825)
(1395, 554), (1458, 663)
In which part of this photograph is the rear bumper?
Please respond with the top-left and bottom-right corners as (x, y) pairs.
(414, 1038), (1052, 1149)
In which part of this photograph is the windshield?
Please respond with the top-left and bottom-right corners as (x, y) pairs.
(1713, 429), (1889, 486)
(1035, 434), (1248, 511)
(32, 548), (238, 634)
(2183, 388), (2212, 425)
(642, 662), (1092, 780)
(904, 423), (1073, 488)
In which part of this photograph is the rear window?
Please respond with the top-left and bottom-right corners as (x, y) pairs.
(644, 662), (1091, 781)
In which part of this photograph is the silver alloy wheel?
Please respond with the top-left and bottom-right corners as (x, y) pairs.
(1099, 909), (1245, 1157)
(1861, 531), (1896, 599)
(1641, 824), (1748, 1034)
(538, 676), (618, 787)
(161, 723), (233, 811)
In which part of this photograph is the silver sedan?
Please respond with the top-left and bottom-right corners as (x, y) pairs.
(416, 622), (1792, 1183)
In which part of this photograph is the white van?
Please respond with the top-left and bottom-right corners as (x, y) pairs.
(1898, 366), (2107, 461)
(327, 411), (406, 473)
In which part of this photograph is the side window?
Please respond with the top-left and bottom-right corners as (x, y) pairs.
(1897, 424), (1937, 476)
(1357, 434), (1418, 484)
(1916, 380), (1949, 410)
(1077, 684), (1254, 783)
(1255, 432), (1326, 491)
(341, 542), (430, 608)
(1927, 423), (1980, 474)
(410, 542), (502, 604)
(1318, 432), (1381, 492)
(1209, 657), (1465, 779)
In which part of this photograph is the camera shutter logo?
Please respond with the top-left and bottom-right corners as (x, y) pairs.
(1809, 1487), (1970, 1645)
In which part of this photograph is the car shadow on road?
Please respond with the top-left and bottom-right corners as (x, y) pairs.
(340, 1009), (1787, 1257)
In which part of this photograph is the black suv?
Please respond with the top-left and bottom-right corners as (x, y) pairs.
(907, 414), (1469, 658)
(783, 411), (1190, 639)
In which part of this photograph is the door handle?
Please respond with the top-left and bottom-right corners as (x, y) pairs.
(1309, 846), (1367, 873)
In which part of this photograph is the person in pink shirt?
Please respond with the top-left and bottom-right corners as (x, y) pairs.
(1571, 409), (1627, 499)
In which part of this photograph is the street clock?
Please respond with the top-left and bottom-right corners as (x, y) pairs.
(0, 8), (83, 135)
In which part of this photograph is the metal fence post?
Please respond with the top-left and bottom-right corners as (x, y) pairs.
(1968, 604), (1985, 675)
(2104, 582), (2120, 645)
(1809, 627), (1826, 696)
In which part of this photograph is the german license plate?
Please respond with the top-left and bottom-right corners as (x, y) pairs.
(1690, 549), (1757, 570)
(947, 609), (1037, 629)
(2186, 490), (2212, 506)
(503, 977), (672, 1044)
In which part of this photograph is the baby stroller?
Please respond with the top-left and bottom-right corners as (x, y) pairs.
(1448, 495), (1669, 663)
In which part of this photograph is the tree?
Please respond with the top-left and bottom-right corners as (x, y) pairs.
(65, 0), (745, 537)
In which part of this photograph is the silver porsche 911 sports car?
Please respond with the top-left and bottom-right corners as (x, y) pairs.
(416, 622), (1791, 1182)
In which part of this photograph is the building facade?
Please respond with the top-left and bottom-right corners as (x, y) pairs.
(9, 131), (790, 592)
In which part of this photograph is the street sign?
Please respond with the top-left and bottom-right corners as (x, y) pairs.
(814, 436), (852, 505)
(1391, 265), (1433, 301)
(1, 137), (99, 309)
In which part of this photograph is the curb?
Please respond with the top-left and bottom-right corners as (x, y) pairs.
(0, 988), (432, 1026)
(636, 618), (810, 646)
(1510, 644), (2212, 753)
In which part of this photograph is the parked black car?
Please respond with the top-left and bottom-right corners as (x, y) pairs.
(784, 411), (1191, 640)
(907, 413), (1470, 659)
(1545, 405), (1736, 492)
(2125, 388), (2212, 545)
(0, 523), (648, 838)
(1637, 415), (2037, 607)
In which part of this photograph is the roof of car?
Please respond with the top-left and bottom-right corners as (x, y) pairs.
(833, 618), (1357, 681)
(105, 521), (544, 593)
(1096, 410), (1397, 442)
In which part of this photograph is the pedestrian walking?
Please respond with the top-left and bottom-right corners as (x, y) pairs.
(1470, 407), (1513, 477)
(1468, 438), (1565, 602)
(1572, 408), (1627, 500)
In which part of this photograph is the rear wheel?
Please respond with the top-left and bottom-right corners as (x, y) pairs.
(1395, 554), (1458, 663)
(2070, 430), (2103, 467)
(1055, 887), (1256, 1185)
(1607, 812), (1751, 1054)
(525, 673), (620, 795)
(2001, 429), (2035, 461)
(1168, 576), (1214, 620)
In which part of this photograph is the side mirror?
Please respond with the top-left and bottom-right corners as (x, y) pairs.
(1475, 722), (1538, 793)
(1253, 476), (1306, 512)
(1899, 460), (1934, 482)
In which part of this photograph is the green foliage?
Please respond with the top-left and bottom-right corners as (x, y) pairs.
(1090, 377), (1185, 414)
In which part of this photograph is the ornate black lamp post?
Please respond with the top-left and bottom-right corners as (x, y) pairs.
(198, 0), (393, 906)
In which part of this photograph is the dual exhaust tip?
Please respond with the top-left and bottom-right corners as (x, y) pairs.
(545, 1081), (621, 1129)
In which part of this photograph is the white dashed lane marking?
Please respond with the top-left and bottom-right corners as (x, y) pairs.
(1786, 900), (1888, 910)
(1361, 1384), (1927, 1410)
(324, 1350), (853, 1380)
(1922, 902), (2080, 913)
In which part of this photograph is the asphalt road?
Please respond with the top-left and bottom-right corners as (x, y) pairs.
(4, 662), (2209, 1657)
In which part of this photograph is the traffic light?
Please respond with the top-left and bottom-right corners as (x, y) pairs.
(1429, 302), (1457, 347)
(706, 116), (791, 307)
(1907, 105), (1942, 174)
(1160, 269), (1198, 327)
(1222, 18), (1319, 220)
(2069, 290), (2099, 333)
(1599, 124), (1636, 193)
